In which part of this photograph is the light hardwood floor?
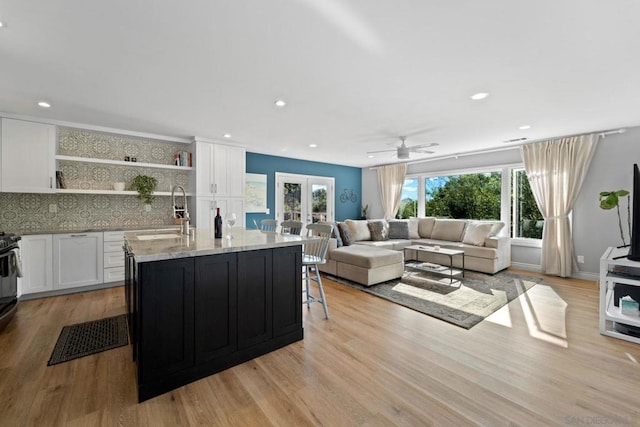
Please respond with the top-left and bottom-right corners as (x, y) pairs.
(1, 270), (640, 426)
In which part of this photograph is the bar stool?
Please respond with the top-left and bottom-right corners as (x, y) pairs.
(259, 219), (278, 232)
(302, 223), (333, 319)
(280, 220), (303, 235)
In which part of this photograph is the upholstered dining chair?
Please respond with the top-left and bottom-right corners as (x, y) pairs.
(280, 220), (303, 236)
(259, 219), (278, 232)
(302, 223), (333, 319)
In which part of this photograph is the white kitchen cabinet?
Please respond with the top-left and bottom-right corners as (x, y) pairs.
(191, 139), (246, 228)
(19, 234), (53, 295)
(103, 231), (125, 283)
(213, 144), (246, 198)
(1, 118), (56, 193)
(53, 232), (104, 289)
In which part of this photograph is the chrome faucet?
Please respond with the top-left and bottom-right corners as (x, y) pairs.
(171, 185), (190, 235)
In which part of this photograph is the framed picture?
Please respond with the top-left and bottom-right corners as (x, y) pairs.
(245, 173), (268, 213)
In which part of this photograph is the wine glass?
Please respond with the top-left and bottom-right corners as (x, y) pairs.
(225, 213), (237, 238)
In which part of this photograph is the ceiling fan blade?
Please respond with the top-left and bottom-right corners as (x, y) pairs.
(411, 150), (435, 154)
(367, 148), (398, 154)
(408, 142), (438, 150)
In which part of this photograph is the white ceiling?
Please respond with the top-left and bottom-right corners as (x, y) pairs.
(1, 1), (639, 168)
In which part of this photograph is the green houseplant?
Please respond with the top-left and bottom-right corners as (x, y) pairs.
(599, 189), (630, 246)
(131, 175), (158, 204)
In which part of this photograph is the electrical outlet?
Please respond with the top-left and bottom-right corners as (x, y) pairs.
(266, 208), (270, 214)
(577, 255), (585, 264)
(145, 204), (151, 212)
(49, 204), (57, 213)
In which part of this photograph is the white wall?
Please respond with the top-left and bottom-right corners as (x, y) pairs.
(573, 126), (640, 275)
(361, 126), (640, 279)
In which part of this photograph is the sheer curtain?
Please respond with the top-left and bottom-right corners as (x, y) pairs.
(521, 134), (598, 277)
(376, 163), (407, 220)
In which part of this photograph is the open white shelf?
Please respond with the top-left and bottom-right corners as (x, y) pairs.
(55, 155), (193, 171)
(56, 189), (193, 196)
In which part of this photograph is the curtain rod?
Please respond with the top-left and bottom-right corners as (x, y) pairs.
(369, 127), (627, 169)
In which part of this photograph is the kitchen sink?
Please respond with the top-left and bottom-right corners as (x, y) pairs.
(136, 234), (181, 241)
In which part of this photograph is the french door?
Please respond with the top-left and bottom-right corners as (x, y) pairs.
(275, 173), (334, 227)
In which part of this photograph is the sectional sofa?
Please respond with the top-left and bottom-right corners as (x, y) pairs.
(318, 217), (511, 286)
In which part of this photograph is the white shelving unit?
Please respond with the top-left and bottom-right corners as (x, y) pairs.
(55, 155), (192, 171)
(599, 246), (640, 344)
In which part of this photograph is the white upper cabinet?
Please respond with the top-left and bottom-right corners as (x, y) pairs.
(1, 118), (56, 193)
(191, 140), (245, 198)
(213, 144), (246, 198)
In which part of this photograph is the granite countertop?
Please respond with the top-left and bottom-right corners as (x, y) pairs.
(125, 228), (313, 262)
(16, 225), (181, 236)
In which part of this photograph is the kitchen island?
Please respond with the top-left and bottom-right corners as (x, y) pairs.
(124, 228), (310, 402)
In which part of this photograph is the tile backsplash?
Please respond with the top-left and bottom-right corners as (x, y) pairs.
(0, 127), (190, 233)
(0, 192), (178, 233)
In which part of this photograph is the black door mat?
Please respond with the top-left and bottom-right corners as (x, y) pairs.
(47, 314), (129, 366)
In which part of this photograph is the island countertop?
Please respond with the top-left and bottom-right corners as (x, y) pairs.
(124, 228), (313, 262)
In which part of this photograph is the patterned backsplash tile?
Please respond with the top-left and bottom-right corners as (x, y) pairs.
(0, 192), (180, 233)
(0, 128), (191, 233)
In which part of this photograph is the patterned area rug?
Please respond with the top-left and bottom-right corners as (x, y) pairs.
(47, 314), (129, 366)
(328, 262), (541, 329)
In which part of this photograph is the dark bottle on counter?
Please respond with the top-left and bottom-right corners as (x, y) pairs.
(214, 207), (222, 238)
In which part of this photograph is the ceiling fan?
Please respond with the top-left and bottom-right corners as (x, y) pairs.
(367, 136), (438, 159)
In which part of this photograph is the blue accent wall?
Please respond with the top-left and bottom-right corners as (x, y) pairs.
(246, 152), (362, 227)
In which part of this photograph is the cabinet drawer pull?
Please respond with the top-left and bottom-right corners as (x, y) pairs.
(70, 234), (87, 237)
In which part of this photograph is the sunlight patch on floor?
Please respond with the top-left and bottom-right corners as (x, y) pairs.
(517, 280), (569, 348)
(485, 304), (513, 327)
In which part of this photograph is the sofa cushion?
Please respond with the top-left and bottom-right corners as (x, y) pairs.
(345, 219), (371, 241)
(331, 245), (403, 269)
(462, 221), (495, 246)
(388, 220), (409, 239)
(418, 217), (436, 238)
(408, 218), (420, 239)
(337, 222), (353, 246)
(367, 220), (388, 241)
(431, 219), (467, 241)
(354, 240), (396, 250)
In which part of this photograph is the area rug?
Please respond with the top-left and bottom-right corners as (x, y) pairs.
(328, 262), (542, 329)
(47, 314), (129, 366)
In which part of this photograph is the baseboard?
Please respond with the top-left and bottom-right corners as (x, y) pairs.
(19, 281), (124, 301)
(510, 262), (598, 283)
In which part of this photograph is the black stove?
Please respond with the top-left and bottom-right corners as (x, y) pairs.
(0, 232), (20, 254)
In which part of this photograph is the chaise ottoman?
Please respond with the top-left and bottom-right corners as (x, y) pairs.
(329, 245), (404, 286)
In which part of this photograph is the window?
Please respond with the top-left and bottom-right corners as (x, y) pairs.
(398, 177), (418, 218)
(511, 168), (544, 239)
(424, 171), (501, 220)
(400, 165), (544, 241)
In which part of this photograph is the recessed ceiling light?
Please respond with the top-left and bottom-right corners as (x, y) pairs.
(223, 133), (232, 138)
(519, 125), (531, 130)
(309, 144), (317, 148)
(367, 155), (374, 158)
(470, 92), (489, 100)
(0, 21), (5, 28)
(37, 101), (51, 108)
(274, 99), (287, 108)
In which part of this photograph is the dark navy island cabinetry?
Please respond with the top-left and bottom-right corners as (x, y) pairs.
(124, 229), (305, 402)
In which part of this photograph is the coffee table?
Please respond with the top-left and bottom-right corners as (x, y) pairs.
(404, 245), (465, 284)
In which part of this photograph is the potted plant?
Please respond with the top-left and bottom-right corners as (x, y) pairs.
(131, 175), (158, 204)
(360, 204), (369, 220)
(599, 189), (630, 246)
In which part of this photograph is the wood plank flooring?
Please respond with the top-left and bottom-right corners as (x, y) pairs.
(1, 270), (640, 426)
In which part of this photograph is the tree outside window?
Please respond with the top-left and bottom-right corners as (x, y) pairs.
(424, 172), (501, 220)
(398, 178), (418, 218)
(512, 168), (544, 239)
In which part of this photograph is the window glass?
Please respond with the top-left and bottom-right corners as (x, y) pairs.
(398, 178), (418, 218)
(512, 168), (544, 239)
(424, 172), (501, 220)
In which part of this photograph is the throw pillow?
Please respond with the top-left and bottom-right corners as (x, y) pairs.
(408, 218), (420, 239)
(462, 222), (495, 246)
(337, 222), (353, 246)
(431, 219), (467, 241)
(417, 217), (436, 238)
(388, 220), (409, 239)
(367, 220), (388, 241)
(345, 219), (371, 241)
